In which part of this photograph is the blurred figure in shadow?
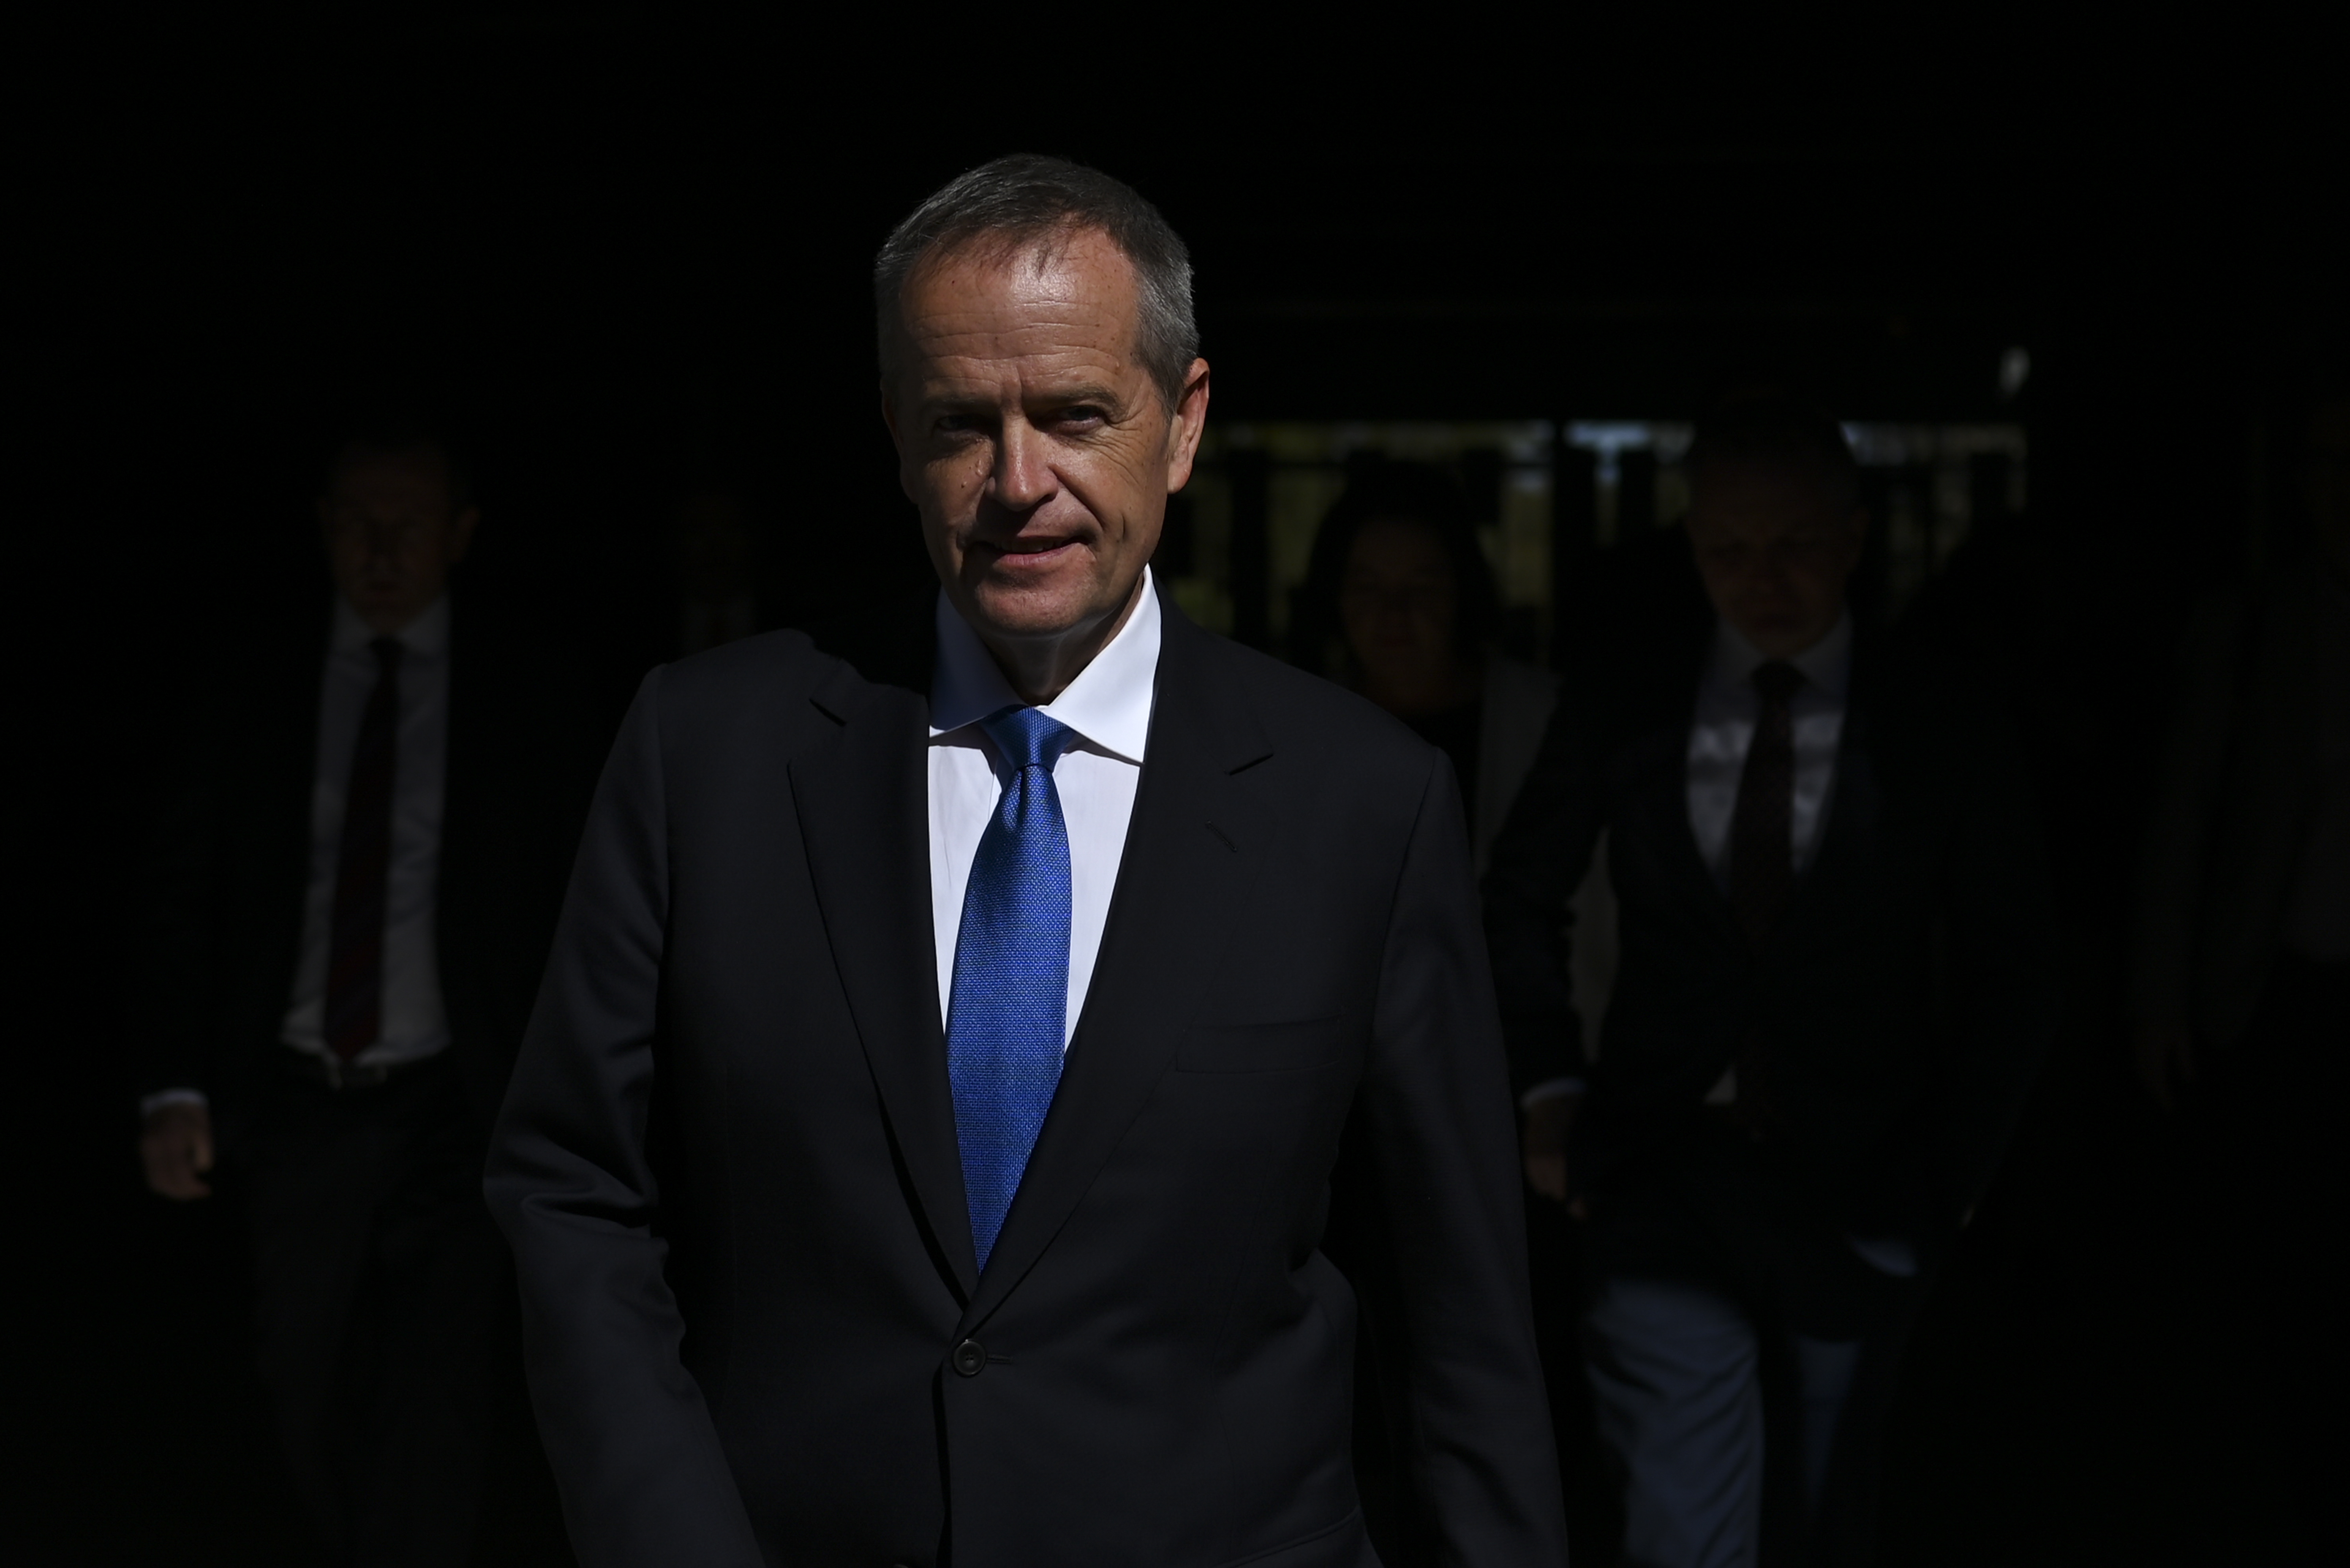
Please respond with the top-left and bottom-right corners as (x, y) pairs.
(2130, 395), (2349, 1563)
(669, 487), (773, 657)
(596, 486), (784, 724)
(1484, 393), (2059, 1567)
(132, 420), (600, 1565)
(1292, 461), (1607, 1562)
(1292, 461), (1558, 870)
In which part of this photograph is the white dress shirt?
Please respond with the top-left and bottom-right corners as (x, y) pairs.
(1525, 614), (1857, 1112)
(928, 570), (1160, 1046)
(143, 596), (457, 1116)
(1685, 612), (1912, 1272)
(278, 594), (456, 1067)
(1683, 612), (1852, 1112)
(1685, 611), (1854, 885)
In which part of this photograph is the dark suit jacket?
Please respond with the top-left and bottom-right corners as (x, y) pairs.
(2131, 570), (2339, 1052)
(132, 587), (605, 1137)
(1483, 626), (2057, 1249)
(484, 594), (1566, 1568)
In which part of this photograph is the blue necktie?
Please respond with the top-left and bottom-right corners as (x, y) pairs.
(947, 706), (1078, 1273)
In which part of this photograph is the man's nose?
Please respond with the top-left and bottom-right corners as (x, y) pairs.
(991, 421), (1058, 513)
(1753, 550), (1797, 591)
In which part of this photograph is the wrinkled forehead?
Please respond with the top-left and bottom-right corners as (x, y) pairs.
(914, 220), (1092, 286)
(898, 228), (1143, 357)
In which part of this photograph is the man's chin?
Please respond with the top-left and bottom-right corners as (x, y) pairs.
(1740, 617), (1832, 659)
(958, 568), (1133, 647)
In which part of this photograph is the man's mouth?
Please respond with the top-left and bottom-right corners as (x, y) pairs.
(976, 536), (1081, 568)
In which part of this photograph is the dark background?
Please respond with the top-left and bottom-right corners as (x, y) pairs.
(13, 15), (2342, 1563)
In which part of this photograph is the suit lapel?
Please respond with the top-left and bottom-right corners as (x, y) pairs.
(1615, 634), (1745, 945)
(789, 646), (981, 1300)
(956, 607), (1274, 1334)
(1615, 714), (1745, 951)
(1784, 691), (1881, 936)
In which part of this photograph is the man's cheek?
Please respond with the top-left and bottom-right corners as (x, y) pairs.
(920, 458), (974, 517)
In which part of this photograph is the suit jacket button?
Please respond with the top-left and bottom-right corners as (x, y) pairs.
(951, 1339), (986, 1377)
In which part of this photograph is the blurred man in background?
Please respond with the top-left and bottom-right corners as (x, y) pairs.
(1287, 460), (1580, 1560)
(133, 422), (601, 1565)
(669, 486), (776, 657)
(1485, 392), (2058, 1567)
(2131, 394), (2349, 1564)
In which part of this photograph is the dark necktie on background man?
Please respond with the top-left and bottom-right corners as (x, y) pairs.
(325, 636), (400, 1062)
(947, 706), (1078, 1271)
(1729, 659), (1801, 1121)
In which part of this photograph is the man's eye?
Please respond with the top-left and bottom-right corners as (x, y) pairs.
(1054, 407), (1107, 427)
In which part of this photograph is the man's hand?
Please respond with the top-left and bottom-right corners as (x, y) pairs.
(2133, 1015), (2197, 1114)
(141, 1102), (214, 1200)
(1520, 1092), (1585, 1219)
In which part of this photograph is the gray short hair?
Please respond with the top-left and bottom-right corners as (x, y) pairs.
(874, 154), (1199, 412)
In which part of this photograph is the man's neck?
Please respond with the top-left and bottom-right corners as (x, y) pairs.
(976, 576), (1151, 708)
(338, 591), (449, 645)
(1714, 606), (1853, 700)
(1721, 604), (1847, 665)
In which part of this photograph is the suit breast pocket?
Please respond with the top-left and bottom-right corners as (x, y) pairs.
(1174, 1013), (1352, 1074)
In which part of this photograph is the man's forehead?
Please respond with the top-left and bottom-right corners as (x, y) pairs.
(330, 451), (450, 504)
(902, 261), (1142, 395)
(906, 232), (1136, 333)
(916, 224), (1134, 297)
(1692, 462), (1845, 524)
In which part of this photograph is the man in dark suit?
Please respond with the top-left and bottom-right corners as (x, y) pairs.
(2130, 394), (2347, 1561)
(1485, 396), (2056, 1567)
(485, 156), (1568, 1567)
(135, 424), (600, 1564)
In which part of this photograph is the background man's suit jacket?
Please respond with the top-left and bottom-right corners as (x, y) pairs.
(485, 595), (1567, 1568)
(132, 589), (604, 1137)
(1483, 628), (2059, 1252)
(2131, 569), (2339, 1051)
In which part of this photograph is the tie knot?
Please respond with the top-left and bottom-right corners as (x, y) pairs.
(1752, 660), (1801, 707)
(369, 635), (404, 672)
(980, 706), (1077, 773)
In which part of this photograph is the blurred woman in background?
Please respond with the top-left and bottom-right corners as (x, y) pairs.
(1293, 460), (1560, 874)
(1296, 460), (1609, 1564)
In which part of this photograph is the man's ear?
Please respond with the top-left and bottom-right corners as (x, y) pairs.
(1164, 357), (1211, 494)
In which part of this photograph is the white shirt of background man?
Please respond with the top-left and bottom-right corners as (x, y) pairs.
(1521, 612), (1857, 1114)
(1683, 609), (1853, 1113)
(926, 569), (1160, 1049)
(1686, 609), (1854, 883)
(139, 594), (457, 1118)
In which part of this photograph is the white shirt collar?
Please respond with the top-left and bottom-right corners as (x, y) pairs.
(929, 567), (1160, 763)
(332, 592), (452, 658)
(1708, 606), (1852, 701)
